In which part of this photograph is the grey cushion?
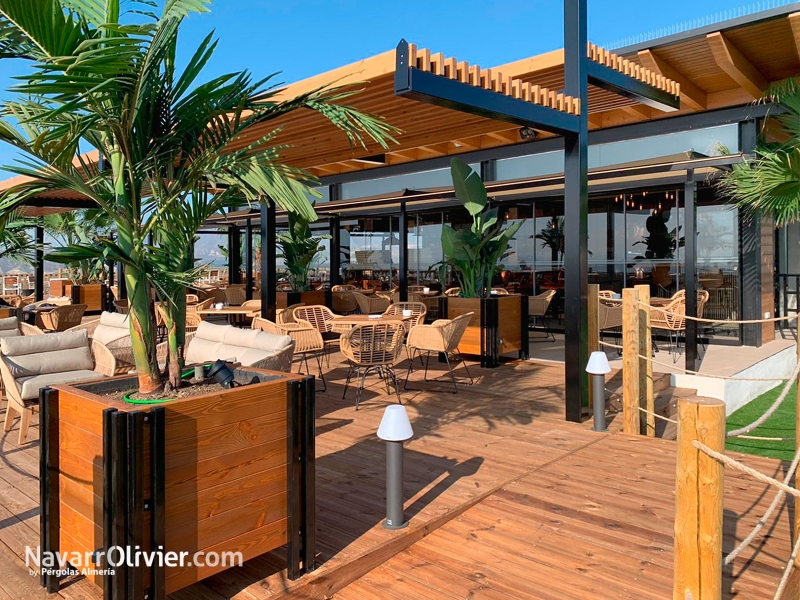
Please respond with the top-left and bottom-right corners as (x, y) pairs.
(0, 316), (17, 331)
(16, 370), (105, 401)
(93, 311), (130, 346)
(185, 322), (292, 367)
(1, 330), (93, 378)
(0, 329), (20, 339)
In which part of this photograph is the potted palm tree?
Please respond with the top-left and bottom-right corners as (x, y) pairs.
(438, 158), (529, 367)
(0, 0), (396, 595)
(276, 208), (331, 309)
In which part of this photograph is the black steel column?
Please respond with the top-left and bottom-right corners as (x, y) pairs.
(329, 215), (341, 287)
(399, 202), (408, 302)
(35, 223), (44, 301)
(116, 261), (127, 300)
(739, 119), (762, 346)
(684, 169), (699, 371)
(563, 0), (589, 421)
(245, 218), (254, 301)
(229, 225), (242, 285)
(260, 200), (277, 321)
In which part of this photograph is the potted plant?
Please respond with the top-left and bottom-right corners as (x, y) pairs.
(0, 0), (396, 595)
(437, 158), (529, 367)
(276, 208), (331, 308)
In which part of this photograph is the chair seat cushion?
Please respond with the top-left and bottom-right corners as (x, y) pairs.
(0, 316), (18, 333)
(16, 370), (105, 402)
(93, 311), (130, 345)
(186, 322), (292, 367)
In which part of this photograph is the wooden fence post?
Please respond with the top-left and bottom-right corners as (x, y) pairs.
(588, 284), (600, 409)
(636, 284), (655, 437)
(674, 396), (725, 600)
(622, 288), (640, 435)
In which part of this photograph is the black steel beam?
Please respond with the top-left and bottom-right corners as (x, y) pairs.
(301, 376), (317, 573)
(563, 0), (590, 422)
(399, 203), (408, 302)
(286, 380), (302, 580)
(101, 408), (116, 600)
(35, 224), (44, 301)
(329, 215), (341, 287)
(149, 407), (166, 600)
(39, 388), (60, 593)
(245, 218), (254, 300)
(126, 411), (145, 600)
(738, 119), (762, 346)
(116, 262), (127, 300)
(228, 226), (242, 285)
(260, 200), (277, 321)
(684, 169), (698, 371)
(394, 41), (580, 136)
(319, 103), (773, 186)
(587, 61), (680, 112)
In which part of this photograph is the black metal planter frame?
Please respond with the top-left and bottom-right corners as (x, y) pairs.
(438, 295), (530, 368)
(39, 377), (316, 600)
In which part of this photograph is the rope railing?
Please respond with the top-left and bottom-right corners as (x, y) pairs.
(727, 361), (800, 438)
(637, 405), (677, 424)
(693, 440), (800, 600)
(597, 339), (794, 382)
(642, 301), (800, 325)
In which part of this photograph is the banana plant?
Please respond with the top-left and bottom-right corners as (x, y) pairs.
(276, 208), (331, 292)
(437, 158), (524, 298)
(0, 0), (397, 395)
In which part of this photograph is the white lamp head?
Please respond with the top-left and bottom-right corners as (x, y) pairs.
(586, 351), (611, 375)
(377, 405), (414, 442)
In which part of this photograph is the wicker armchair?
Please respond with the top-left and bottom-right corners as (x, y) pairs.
(332, 284), (357, 292)
(224, 284), (246, 306)
(186, 298), (213, 332)
(332, 291), (358, 314)
(529, 290), (556, 342)
(67, 312), (135, 375)
(186, 294), (200, 304)
(650, 291), (709, 362)
(294, 305), (340, 363)
(113, 299), (129, 314)
(253, 317), (326, 390)
(444, 287), (461, 297)
(491, 287), (509, 295)
(404, 312), (474, 392)
(0, 318), (44, 412)
(390, 292), (421, 304)
(352, 291), (390, 314)
(340, 322), (405, 408)
(384, 302), (427, 329)
(39, 304), (87, 332)
(277, 303), (305, 325)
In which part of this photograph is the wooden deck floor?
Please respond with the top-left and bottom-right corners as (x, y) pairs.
(0, 354), (795, 599)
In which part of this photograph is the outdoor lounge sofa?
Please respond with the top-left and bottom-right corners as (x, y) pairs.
(69, 311), (135, 373)
(171, 321), (295, 372)
(1, 329), (111, 443)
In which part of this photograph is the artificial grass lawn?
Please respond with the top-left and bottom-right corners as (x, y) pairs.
(726, 382), (796, 462)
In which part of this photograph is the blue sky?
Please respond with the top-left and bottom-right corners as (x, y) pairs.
(0, 0), (784, 173)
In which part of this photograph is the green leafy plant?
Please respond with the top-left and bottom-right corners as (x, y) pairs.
(277, 208), (330, 292)
(43, 210), (111, 283)
(0, 0), (397, 395)
(717, 77), (800, 225)
(0, 210), (37, 266)
(437, 158), (523, 298)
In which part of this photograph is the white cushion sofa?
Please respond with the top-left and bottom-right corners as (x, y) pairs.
(70, 311), (134, 373)
(178, 321), (295, 372)
(1, 329), (110, 443)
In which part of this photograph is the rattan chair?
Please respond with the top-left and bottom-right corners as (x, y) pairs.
(277, 303), (305, 325)
(253, 317), (326, 390)
(294, 305), (340, 363)
(332, 284), (357, 292)
(186, 298), (213, 332)
(39, 304), (86, 332)
(491, 287), (509, 295)
(390, 292), (422, 304)
(352, 291), (390, 314)
(332, 291), (358, 314)
(223, 284), (246, 306)
(384, 302), (427, 329)
(186, 294), (200, 304)
(404, 312), (474, 393)
(529, 290), (556, 342)
(598, 297), (623, 352)
(444, 287), (461, 297)
(340, 322), (405, 408)
(650, 291), (709, 362)
(113, 299), (129, 314)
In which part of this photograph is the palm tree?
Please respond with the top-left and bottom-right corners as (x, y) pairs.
(718, 77), (800, 226)
(0, 0), (397, 394)
(43, 210), (111, 283)
(0, 209), (37, 266)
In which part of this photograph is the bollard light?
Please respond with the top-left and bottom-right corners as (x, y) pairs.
(586, 351), (611, 432)
(377, 405), (413, 530)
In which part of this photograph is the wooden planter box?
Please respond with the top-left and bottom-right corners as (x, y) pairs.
(65, 283), (109, 314)
(440, 295), (529, 368)
(276, 290), (330, 310)
(40, 369), (315, 598)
